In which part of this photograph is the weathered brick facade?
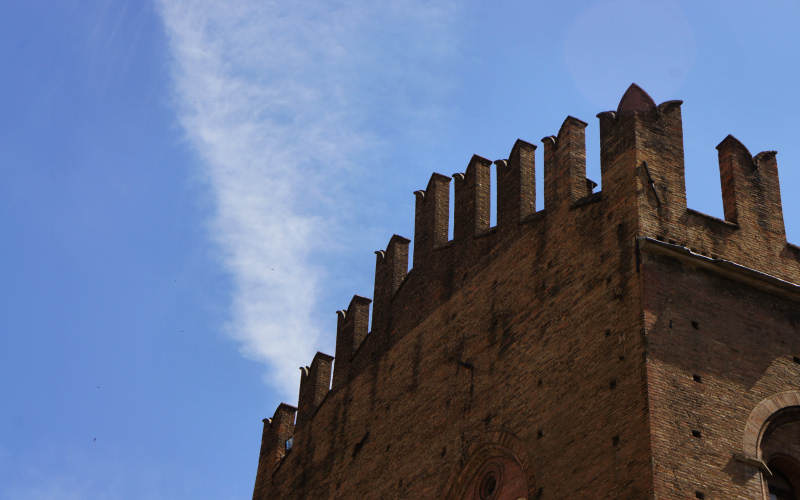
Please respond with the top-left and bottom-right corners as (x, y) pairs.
(252, 85), (800, 499)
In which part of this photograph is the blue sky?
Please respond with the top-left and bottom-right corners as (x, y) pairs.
(1, 1), (798, 498)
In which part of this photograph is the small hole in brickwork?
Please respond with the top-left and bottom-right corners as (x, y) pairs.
(609, 379), (617, 390)
(695, 492), (705, 499)
(692, 430), (701, 438)
(537, 379), (543, 387)
(668, 320), (673, 329)
(619, 355), (625, 361)
(693, 374), (702, 383)
(440, 447), (446, 457)
(793, 356), (800, 364)
(537, 429), (543, 439)
(612, 435), (619, 446)
(605, 329), (611, 337)
(352, 431), (369, 458)
(691, 321), (699, 330)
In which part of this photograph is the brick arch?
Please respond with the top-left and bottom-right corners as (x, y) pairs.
(742, 391), (800, 458)
(442, 429), (531, 500)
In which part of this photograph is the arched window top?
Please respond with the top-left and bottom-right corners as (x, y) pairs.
(749, 397), (800, 499)
(742, 391), (800, 459)
(442, 430), (530, 500)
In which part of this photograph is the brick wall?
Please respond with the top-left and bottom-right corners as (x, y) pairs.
(252, 84), (800, 499)
(642, 248), (800, 499)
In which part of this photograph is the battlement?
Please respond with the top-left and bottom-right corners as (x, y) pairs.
(253, 85), (800, 493)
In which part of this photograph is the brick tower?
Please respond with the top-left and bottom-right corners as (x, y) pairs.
(252, 85), (800, 499)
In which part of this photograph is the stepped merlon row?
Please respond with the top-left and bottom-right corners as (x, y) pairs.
(254, 84), (798, 476)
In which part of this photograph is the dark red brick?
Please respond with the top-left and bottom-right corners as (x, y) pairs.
(252, 84), (800, 499)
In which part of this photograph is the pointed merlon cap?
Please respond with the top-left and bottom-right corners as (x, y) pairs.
(312, 351), (334, 363)
(425, 172), (451, 192)
(275, 402), (297, 413)
(617, 83), (657, 115)
(467, 154), (492, 169)
(348, 294), (372, 310)
(388, 234), (411, 246)
(557, 116), (588, 138)
(754, 150), (778, 165)
(716, 134), (752, 156)
(272, 403), (298, 423)
(513, 138), (537, 150)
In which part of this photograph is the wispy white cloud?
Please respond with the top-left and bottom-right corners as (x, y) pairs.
(156, 1), (457, 398)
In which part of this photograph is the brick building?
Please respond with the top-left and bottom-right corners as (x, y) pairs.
(252, 85), (800, 499)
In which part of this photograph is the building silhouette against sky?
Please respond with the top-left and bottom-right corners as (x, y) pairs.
(252, 85), (800, 499)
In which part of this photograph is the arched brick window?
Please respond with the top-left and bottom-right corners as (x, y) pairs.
(761, 408), (800, 499)
(466, 455), (527, 500)
(443, 431), (530, 500)
(742, 391), (800, 500)
(766, 458), (798, 500)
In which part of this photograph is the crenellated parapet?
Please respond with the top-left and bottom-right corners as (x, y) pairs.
(597, 84), (687, 227)
(717, 136), (785, 238)
(332, 295), (371, 391)
(413, 173), (451, 269)
(254, 84), (800, 492)
(372, 235), (410, 338)
(495, 139), (537, 229)
(295, 352), (333, 431)
(453, 155), (492, 240)
(252, 403), (296, 499)
(542, 116), (594, 210)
